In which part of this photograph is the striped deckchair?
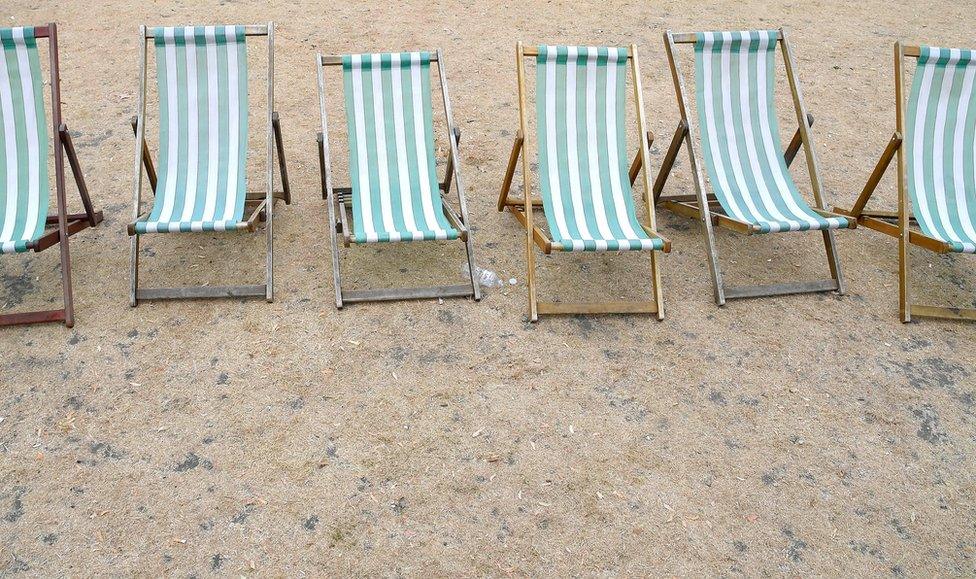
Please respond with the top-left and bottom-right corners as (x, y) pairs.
(836, 43), (976, 322)
(0, 24), (102, 328)
(653, 28), (853, 306)
(316, 50), (480, 307)
(128, 23), (291, 305)
(498, 43), (670, 322)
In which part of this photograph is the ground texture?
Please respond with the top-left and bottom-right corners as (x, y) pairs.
(2, 0), (975, 576)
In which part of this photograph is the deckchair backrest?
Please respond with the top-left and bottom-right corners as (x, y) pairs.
(0, 27), (48, 254)
(693, 30), (833, 233)
(148, 26), (248, 231)
(341, 52), (455, 243)
(535, 45), (652, 250)
(906, 46), (976, 252)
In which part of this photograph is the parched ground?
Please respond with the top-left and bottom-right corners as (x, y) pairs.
(2, 0), (975, 576)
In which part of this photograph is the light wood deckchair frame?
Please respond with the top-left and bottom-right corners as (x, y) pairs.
(316, 50), (481, 309)
(834, 43), (973, 322)
(0, 23), (104, 328)
(654, 28), (850, 305)
(128, 23), (290, 306)
(498, 42), (671, 322)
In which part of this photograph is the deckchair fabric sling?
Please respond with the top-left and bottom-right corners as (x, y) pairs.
(341, 52), (458, 243)
(694, 30), (849, 234)
(536, 45), (662, 252)
(134, 26), (248, 234)
(906, 46), (976, 254)
(0, 27), (49, 254)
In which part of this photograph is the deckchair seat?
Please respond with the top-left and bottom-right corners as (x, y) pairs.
(137, 26), (249, 236)
(342, 52), (460, 245)
(0, 27), (49, 255)
(906, 46), (976, 255)
(536, 46), (661, 254)
(694, 30), (851, 236)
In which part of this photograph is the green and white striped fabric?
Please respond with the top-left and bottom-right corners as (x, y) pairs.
(694, 30), (849, 234)
(341, 52), (457, 243)
(907, 46), (976, 254)
(0, 27), (48, 254)
(535, 45), (662, 252)
(135, 26), (248, 234)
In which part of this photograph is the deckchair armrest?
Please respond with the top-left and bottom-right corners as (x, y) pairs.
(640, 226), (672, 253)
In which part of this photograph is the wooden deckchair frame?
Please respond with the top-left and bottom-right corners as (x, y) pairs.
(834, 42), (973, 322)
(653, 28), (850, 305)
(0, 23), (104, 328)
(498, 42), (671, 322)
(316, 50), (481, 308)
(128, 23), (291, 306)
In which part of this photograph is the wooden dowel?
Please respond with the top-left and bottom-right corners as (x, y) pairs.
(144, 24), (269, 38)
(320, 52), (440, 66)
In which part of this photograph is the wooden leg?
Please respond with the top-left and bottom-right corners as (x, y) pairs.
(129, 235), (139, 307)
(498, 132), (524, 211)
(59, 125), (98, 227)
(130, 115), (157, 193)
(652, 120), (688, 203)
(319, 133), (343, 308)
(272, 112), (291, 205)
(627, 130), (654, 187)
(844, 133), (902, 219)
(784, 113), (814, 168)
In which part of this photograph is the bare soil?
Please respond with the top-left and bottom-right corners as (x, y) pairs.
(2, 0), (975, 575)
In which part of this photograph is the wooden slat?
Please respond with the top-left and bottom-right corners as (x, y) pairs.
(854, 215), (953, 253)
(136, 285), (267, 300)
(669, 30), (781, 44)
(724, 279), (839, 300)
(508, 206), (552, 253)
(342, 284), (473, 303)
(320, 52), (439, 66)
(537, 300), (657, 315)
(145, 25), (269, 38)
(910, 304), (976, 321)
(0, 308), (66, 326)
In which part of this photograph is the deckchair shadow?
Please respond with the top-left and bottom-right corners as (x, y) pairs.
(128, 23), (291, 305)
(651, 28), (853, 305)
(0, 24), (103, 328)
(498, 43), (671, 322)
(316, 50), (480, 308)
(835, 43), (976, 322)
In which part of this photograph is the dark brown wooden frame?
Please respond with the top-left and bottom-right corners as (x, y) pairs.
(653, 28), (851, 306)
(316, 50), (481, 309)
(834, 42), (974, 322)
(0, 23), (104, 328)
(128, 23), (290, 306)
(497, 42), (671, 322)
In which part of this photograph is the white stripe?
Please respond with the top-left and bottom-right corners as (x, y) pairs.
(157, 28), (181, 223)
(719, 32), (768, 228)
(543, 47), (573, 243)
(179, 28), (199, 221)
(736, 32), (807, 231)
(700, 33), (747, 223)
(564, 47), (594, 242)
(222, 26), (241, 222)
(912, 55), (941, 236)
(584, 47), (614, 241)
(370, 53), (397, 237)
(410, 52), (442, 236)
(0, 35), (20, 243)
(603, 47), (642, 241)
(350, 55), (377, 241)
(202, 26), (220, 221)
(753, 31), (818, 229)
(389, 53), (421, 239)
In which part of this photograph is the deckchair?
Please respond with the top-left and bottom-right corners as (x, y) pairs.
(836, 44), (976, 322)
(0, 24), (103, 327)
(651, 29), (853, 305)
(497, 43), (671, 322)
(316, 50), (480, 307)
(128, 23), (290, 305)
